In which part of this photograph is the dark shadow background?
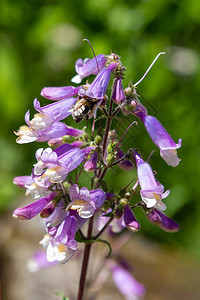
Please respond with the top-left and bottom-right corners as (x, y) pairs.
(0, 0), (200, 299)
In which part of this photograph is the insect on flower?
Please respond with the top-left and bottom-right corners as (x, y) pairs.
(71, 95), (100, 123)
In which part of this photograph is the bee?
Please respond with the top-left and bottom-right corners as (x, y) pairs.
(71, 96), (100, 123)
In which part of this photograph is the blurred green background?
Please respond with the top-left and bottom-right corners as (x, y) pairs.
(0, 0), (200, 297)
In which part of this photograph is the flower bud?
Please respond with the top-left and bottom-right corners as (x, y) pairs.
(124, 204), (140, 231)
(147, 209), (179, 232)
(84, 150), (98, 172)
(95, 135), (102, 145)
(111, 76), (126, 104)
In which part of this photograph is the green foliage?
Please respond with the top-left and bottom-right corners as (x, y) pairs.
(0, 0), (199, 252)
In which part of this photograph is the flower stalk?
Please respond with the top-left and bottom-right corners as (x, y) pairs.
(13, 45), (181, 300)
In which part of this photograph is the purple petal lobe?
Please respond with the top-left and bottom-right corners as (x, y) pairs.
(41, 86), (79, 100)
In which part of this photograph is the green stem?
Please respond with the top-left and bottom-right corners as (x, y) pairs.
(102, 99), (113, 159)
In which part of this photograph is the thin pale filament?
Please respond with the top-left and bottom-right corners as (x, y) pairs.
(134, 52), (165, 87)
(83, 39), (100, 73)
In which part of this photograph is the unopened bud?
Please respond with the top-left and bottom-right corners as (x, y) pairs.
(146, 209), (179, 232)
(95, 135), (102, 144)
(106, 153), (115, 165)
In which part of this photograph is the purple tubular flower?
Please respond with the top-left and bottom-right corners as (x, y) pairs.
(84, 150), (98, 172)
(86, 62), (118, 99)
(15, 110), (84, 144)
(71, 54), (107, 84)
(111, 76), (126, 104)
(116, 149), (134, 171)
(124, 204), (140, 231)
(29, 98), (77, 131)
(147, 209), (179, 232)
(133, 103), (182, 167)
(134, 152), (169, 210)
(42, 213), (79, 264)
(13, 192), (56, 220)
(67, 184), (106, 218)
(41, 86), (79, 100)
(143, 115), (182, 167)
(33, 144), (86, 184)
(110, 264), (145, 299)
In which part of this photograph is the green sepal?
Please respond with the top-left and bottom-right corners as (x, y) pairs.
(75, 231), (85, 243)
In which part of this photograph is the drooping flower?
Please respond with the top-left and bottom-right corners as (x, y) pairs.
(142, 115), (182, 167)
(71, 54), (107, 84)
(134, 152), (170, 210)
(13, 192), (57, 220)
(146, 209), (179, 232)
(67, 184), (106, 218)
(130, 101), (182, 167)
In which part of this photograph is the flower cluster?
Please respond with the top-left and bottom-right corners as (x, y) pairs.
(14, 48), (181, 299)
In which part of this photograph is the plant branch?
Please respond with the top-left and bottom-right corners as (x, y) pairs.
(102, 99), (113, 159)
(93, 216), (114, 240)
(77, 215), (94, 300)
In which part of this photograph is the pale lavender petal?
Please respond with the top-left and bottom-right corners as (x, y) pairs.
(143, 115), (182, 167)
(74, 55), (107, 78)
(46, 201), (66, 227)
(69, 184), (80, 201)
(33, 97), (77, 121)
(25, 110), (30, 125)
(13, 176), (33, 188)
(58, 148), (85, 172)
(135, 154), (158, 191)
(41, 86), (79, 100)
(55, 214), (77, 246)
(90, 189), (106, 208)
(86, 62), (118, 99)
(79, 187), (91, 202)
(37, 122), (84, 142)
